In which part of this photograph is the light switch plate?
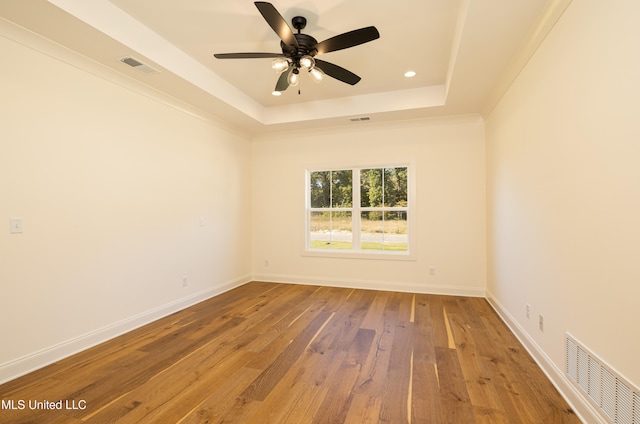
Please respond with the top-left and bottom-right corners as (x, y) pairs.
(10, 218), (24, 234)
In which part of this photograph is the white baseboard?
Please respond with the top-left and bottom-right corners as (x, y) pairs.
(252, 273), (486, 297)
(0, 275), (250, 385)
(485, 290), (606, 424)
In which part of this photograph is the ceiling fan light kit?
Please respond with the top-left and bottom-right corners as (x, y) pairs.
(309, 67), (324, 84)
(271, 57), (289, 73)
(214, 1), (380, 94)
(288, 68), (300, 87)
(299, 55), (315, 70)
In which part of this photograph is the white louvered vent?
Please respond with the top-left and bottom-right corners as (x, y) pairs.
(567, 338), (578, 381)
(633, 392), (639, 423)
(578, 346), (589, 392)
(617, 380), (632, 424)
(565, 334), (639, 424)
(118, 56), (159, 74)
(588, 355), (601, 406)
(602, 367), (616, 421)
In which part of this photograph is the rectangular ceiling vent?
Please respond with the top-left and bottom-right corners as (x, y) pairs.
(566, 333), (639, 423)
(350, 116), (371, 122)
(119, 56), (159, 74)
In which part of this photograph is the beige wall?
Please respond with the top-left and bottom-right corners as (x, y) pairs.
(0, 25), (252, 381)
(8, 0), (638, 405)
(252, 116), (486, 295)
(486, 0), (640, 388)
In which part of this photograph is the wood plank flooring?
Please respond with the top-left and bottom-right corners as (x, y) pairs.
(0, 282), (580, 423)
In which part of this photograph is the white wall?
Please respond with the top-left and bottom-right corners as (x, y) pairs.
(486, 0), (640, 393)
(0, 23), (252, 382)
(252, 116), (486, 295)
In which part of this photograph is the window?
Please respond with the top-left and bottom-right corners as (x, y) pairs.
(307, 166), (410, 256)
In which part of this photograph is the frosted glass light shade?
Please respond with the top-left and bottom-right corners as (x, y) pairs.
(300, 55), (315, 70)
(288, 69), (300, 86)
(271, 58), (289, 73)
(309, 67), (324, 83)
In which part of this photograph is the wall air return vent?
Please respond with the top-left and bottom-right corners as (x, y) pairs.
(118, 56), (159, 74)
(566, 333), (639, 423)
(349, 116), (371, 122)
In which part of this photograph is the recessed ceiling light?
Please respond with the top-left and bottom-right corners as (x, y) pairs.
(271, 91), (282, 96)
(404, 71), (416, 78)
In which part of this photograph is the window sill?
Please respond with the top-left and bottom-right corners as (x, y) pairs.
(302, 249), (416, 261)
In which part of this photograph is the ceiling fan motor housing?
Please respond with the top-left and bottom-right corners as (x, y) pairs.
(281, 31), (318, 65)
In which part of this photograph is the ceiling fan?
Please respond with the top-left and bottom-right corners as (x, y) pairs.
(214, 1), (380, 93)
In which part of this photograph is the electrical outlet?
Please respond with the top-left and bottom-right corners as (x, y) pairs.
(429, 267), (435, 275)
(539, 314), (544, 332)
(264, 259), (270, 267)
(526, 304), (531, 319)
(183, 276), (188, 287)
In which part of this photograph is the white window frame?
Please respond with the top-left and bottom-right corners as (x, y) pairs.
(304, 163), (416, 261)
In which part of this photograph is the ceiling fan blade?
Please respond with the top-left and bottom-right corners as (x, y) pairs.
(254, 2), (299, 50)
(313, 26), (380, 55)
(314, 59), (361, 85)
(274, 68), (293, 92)
(214, 52), (284, 59)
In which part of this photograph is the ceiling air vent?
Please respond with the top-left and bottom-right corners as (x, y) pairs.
(119, 56), (159, 74)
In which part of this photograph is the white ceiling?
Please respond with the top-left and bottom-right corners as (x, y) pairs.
(0, 0), (568, 135)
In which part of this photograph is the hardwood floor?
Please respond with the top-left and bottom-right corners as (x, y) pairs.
(0, 282), (580, 423)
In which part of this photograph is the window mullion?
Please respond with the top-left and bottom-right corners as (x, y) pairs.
(381, 168), (386, 250)
(329, 170), (333, 247)
(352, 168), (361, 250)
